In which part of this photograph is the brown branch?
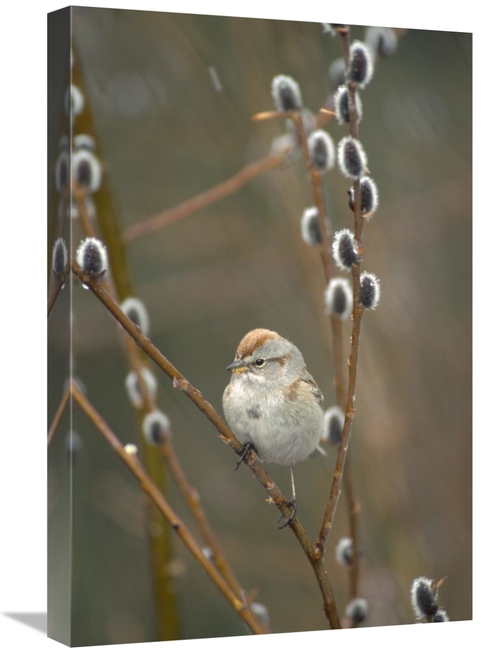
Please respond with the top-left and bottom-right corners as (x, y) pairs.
(291, 112), (334, 280)
(315, 29), (365, 574)
(122, 108), (335, 246)
(70, 260), (342, 629)
(70, 380), (266, 635)
(294, 105), (358, 572)
(73, 182), (97, 238)
(158, 437), (264, 627)
(316, 293), (364, 557)
(47, 380), (71, 447)
(252, 110), (287, 121)
(343, 461), (360, 599)
(137, 369), (256, 622)
(122, 149), (290, 244)
(47, 265), (69, 317)
(72, 106), (260, 632)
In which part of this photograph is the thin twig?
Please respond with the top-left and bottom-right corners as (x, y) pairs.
(252, 110), (287, 121)
(123, 109), (334, 245)
(116, 319), (245, 604)
(343, 461), (360, 599)
(316, 295), (364, 557)
(123, 149), (290, 243)
(47, 380), (71, 447)
(70, 380), (266, 635)
(158, 437), (262, 625)
(291, 111), (334, 281)
(47, 265), (69, 317)
(70, 260), (342, 629)
(73, 183), (96, 237)
(289, 107), (355, 577)
(315, 28), (365, 569)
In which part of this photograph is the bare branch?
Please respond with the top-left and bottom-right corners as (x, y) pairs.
(70, 380), (266, 635)
(70, 259), (342, 629)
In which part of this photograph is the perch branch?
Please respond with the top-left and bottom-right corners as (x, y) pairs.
(71, 259), (342, 629)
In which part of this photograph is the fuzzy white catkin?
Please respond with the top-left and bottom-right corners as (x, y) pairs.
(121, 297), (150, 336)
(301, 207), (322, 246)
(365, 26), (398, 57)
(348, 40), (374, 88)
(337, 137), (368, 180)
(324, 278), (352, 319)
(345, 597), (368, 624)
(72, 149), (102, 193)
(308, 129), (335, 172)
(76, 237), (108, 276)
(335, 536), (353, 565)
(143, 410), (171, 445)
(323, 405), (346, 443)
(125, 368), (157, 409)
(271, 75), (303, 112)
(333, 85), (362, 125)
(332, 229), (359, 270)
(357, 176), (379, 218)
(52, 238), (68, 276)
(55, 149), (69, 193)
(359, 272), (381, 309)
(410, 577), (438, 618)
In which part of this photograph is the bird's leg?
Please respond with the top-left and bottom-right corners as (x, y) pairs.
(235, 441), (257, 471)
(278, 466), (297, 529)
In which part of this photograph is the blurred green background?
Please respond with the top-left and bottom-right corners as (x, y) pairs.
(48, 8), (471, 646)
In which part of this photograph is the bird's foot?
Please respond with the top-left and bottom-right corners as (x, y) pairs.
(277, 497), (297, 529)
(235, 442), (256, 471)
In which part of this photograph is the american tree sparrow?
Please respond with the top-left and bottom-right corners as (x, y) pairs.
(222, 328), (325, 527)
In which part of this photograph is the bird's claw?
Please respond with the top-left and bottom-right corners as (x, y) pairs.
(235, 442), (256, 471)
(277, 497), (297, 529)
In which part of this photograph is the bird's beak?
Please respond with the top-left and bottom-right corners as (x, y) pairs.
(226, 359), (247, 374)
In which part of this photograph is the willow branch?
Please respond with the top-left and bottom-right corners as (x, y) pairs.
(47, 265), (69, 317)
(70, 380), (265, 635)
(47, 379), (71, 447)
(315, 27), (365, 566)
(122, 108), (335, 245)
(75, 168), (254, 629)
(158, 438), (261, 623)
(71, 260), (341, 629)
(293, 104), (357, 572)
(316, 294), (364, 557)
(343, 461), (360, 600)
(123, 149), (290, 244)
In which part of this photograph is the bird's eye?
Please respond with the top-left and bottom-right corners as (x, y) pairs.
(254, 358), (265, 367)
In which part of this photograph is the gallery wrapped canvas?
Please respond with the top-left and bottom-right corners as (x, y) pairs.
(47, 6), (471, 647)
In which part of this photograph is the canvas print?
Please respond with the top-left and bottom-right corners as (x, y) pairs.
(47, 6), (472, 646)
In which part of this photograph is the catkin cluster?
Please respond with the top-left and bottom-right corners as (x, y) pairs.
(267, 29), (388, 458)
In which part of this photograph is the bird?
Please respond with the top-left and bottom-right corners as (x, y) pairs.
(222, 328), (325, 527)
